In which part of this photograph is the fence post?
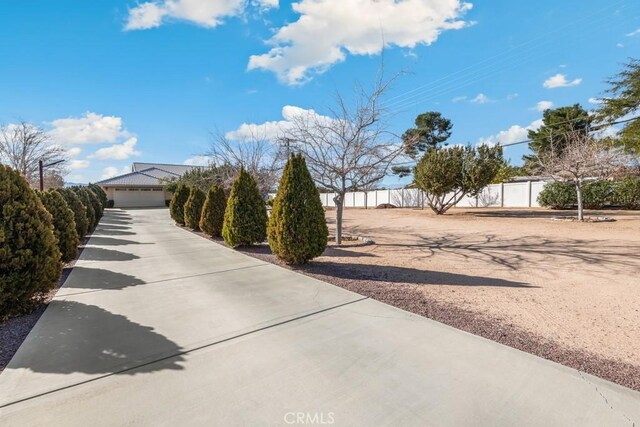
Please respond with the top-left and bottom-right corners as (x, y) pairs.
(500, 183), (504, 207)
(528, 181), (533, 207)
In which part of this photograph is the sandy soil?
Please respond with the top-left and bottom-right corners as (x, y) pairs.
(324, 207), (640, 367)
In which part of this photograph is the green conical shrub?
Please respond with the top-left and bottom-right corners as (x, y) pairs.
(0, 165), (62, 318)
(200, 186), (226, 237)
(57, 188), (89, 239)
(268, 154), (328, 264)
(72, 187), (96, 231)
(89, 184), (108, 207)
(38, 190), (80, 263)
(169, 183), (190, 225)
(222, 168), (268, 247)
(85, 187), (103, 223)
(184, 187), (206, 230)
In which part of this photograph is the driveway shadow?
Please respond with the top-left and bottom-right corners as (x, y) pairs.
(80, 247), (140, 261)
(92, 228), (136, 236)
(88, 237), (152, 246)
(11, 301), (184, 375)
(298, 261), (533, 288)
(61, 266), (145, 292)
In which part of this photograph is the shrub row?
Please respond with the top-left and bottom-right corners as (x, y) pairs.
(538, 178), (640, 210)
(0, 165), (107, 319)
(168, 155), (327, 265)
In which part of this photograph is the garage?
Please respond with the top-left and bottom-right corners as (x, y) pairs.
(113, 188), (166, 208)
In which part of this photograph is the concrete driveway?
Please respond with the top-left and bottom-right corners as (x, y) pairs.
(0, 208), (638, 426)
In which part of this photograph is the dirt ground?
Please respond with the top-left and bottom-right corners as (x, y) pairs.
(321, 207), (640, 367)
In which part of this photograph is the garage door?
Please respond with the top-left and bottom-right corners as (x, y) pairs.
(113, 188), (166, 208)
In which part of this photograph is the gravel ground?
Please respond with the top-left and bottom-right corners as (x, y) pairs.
(0, 241), (86, 372)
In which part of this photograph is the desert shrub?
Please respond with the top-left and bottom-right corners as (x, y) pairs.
(222, 168), (268, 247)
(538, 181), (576, 209)
(184, 187), (206, 230)
(72, 187), (96, 231)
(200, 186), (226, 237)
(57, 188), (89, 239)
(0, 165), (62, 318)
(107, 200), (115, 208)
(169, 183), (190, 225)
(38, 190), (79, 263)
(582, 180), (613, 209)
(376, 203), (397, 209)
(268, 154), (328, 264)
(612, 177), (640, 209)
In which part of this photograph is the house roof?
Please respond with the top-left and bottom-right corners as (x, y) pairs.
(132, 162), (201, 175)
(96, 163), (201, 187)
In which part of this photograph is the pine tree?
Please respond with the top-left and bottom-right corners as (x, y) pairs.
(89, 184), (108, 207)
(56, 188), (89, 239)
(199, 186), (226, 237)
(222, 168), (268, 247)
(170, 183), (190, 225)
(0, 165), (62, 318)
(268, 154), (328, 264)
(38, 190), (80, 263)
(184, 187), (206, 230)
(86, 188), (103, 224)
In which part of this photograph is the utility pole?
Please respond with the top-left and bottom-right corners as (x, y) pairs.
(39, 159), (65, 191)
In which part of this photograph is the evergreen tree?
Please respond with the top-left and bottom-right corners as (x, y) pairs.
(199, 186), (226, 237)
(38, 190), (79, 263)
(222, 168), (268, 247)
(268, 154), (328, 264)
(184, 187), (206, 230)
(89, 184), (108, 207)
(86, 187), (103, 223)
(0, 165), (62, 318)
(57, 188), (89, 239)
(169, 183), (190, 225)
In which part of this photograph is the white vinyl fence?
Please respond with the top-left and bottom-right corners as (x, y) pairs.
(271, 181), (548, 209)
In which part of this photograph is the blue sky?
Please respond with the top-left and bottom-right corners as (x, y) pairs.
(0, 0), (638, 186)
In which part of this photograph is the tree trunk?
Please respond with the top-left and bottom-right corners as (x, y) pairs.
(334, 193), (344, 245)
(576, 182), (584, 221)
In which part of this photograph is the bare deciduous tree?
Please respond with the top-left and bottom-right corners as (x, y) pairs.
(0, 121), (67, 188)
(285, 78), (403, 244)
(206, 129), (285, 194)
(537, 128), (634, 221)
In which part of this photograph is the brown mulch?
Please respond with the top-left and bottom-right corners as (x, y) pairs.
(0, 238), (88, 372)
(232, 242), (640, 392)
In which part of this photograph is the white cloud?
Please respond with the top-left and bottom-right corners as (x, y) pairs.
(248, 0), (473, 85)
(543, 73), (582, 89)
(477, 119), (543, 146)
(89, 137), (141, 160)
(101, 166), (131, 180)
(470, 93), (492, 104)
(49, 112), (129, 145)
(626, 28), (640, 37)
(535, 100), (553, 112)
(184, 155), (211, 166)
(617, 43), (624, 48)
(225, 105), (332, 141)
(588, 97), (603, 105)
(125, 0), (277, 30)
(66, 147), (82, 157)
(451, 96), (467, 103)
(68, 159), (90, 170)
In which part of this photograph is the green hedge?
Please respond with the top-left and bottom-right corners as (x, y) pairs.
(268, 154), (328, 264)
(38, 190), (80, 263)
(72, 187), (96, 231)
(612, 177), (640, 209)
(222, 169), (267, 247)
(1, 165), (62, 319)
(538, 178), (640, 210)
